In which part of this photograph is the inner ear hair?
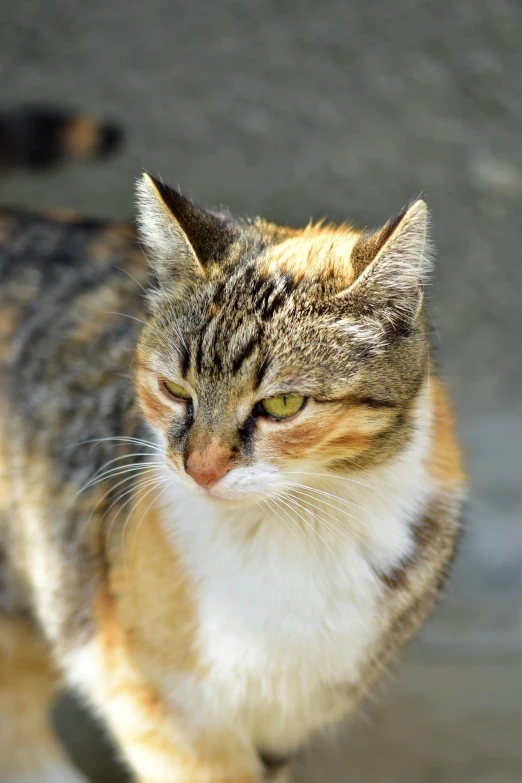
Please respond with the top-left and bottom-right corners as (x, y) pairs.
(135, 173), (239, 284)
(337, 199), (431, 330)
(136, 173), (204, 282)
(350, 206), (413, 281)
(147, 176), (235, 266)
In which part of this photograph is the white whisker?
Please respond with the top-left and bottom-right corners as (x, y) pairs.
(276, 494), (342, 567)
(278, 491), (347, 549)
(105, 472), (167, 543)
(112, 264), (149, 295)
(284, 481), (380, 524)
(77, 466), (163, 537)
(129, 481), (172, 556)
(254, 494), (308, 555)
(267, 495), (322, 562)
(285, 470), (387, 499)
(70, 435), (163, 452)
(86, 451), (158, 480)
(79, 461), (160, 493)
(282, 488), (392, 581)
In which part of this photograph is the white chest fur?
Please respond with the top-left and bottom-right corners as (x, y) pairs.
(159, 409), (433, 753)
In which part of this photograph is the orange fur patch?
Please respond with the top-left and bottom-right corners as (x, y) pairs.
(425, 377), (466, 489)
(264, 403), (392, 461)
(260, 228), (359, 283)
(62, 114), (99, 158)
(92, 500), (257, 780)
(327, 431), (369, 450)
(106, 489), (198, 676)
(265, 420), (331, 458)
(136, 375), (175, 429)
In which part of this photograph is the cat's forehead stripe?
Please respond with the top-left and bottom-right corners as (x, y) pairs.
(230, 333), (259, 375)
(187, 270), (298, 380)
(194, 315), (262, 378)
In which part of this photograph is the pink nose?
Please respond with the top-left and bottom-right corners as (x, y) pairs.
(186, 462), (229, 489)
(185, 441), (230, 489)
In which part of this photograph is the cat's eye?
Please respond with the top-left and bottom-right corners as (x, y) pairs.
(163, 380), (191, 401)
(259, 393), (306, 420)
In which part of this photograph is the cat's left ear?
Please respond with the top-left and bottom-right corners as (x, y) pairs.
(136, 173), (236, 283)
(339, 199), (431, 330)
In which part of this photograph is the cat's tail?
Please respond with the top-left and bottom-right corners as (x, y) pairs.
(0, 104), (123, 171)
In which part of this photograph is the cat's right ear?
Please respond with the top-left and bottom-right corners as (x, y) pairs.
(136, 173), (233, 284)
(136, 173), (204, 282)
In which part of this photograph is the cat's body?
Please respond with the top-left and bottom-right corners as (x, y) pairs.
(0, 144), (465, 782)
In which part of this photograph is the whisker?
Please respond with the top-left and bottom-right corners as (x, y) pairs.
(84, 451), (161, 480)
(129, 481), (172, 556)
(108, 309), (188, 353)
(112, 265), (149, 295)
(162, 311), (188, 351)
(77, 458), (160, 495)
(79, 461), (161, 494)
(267, 495), (322, 563)
(105, 472), (167, 543)
(254, 494), (308, 555)
(70, 435), (163, 453)
(282, 488), (392, 581)
(77, 466), (163, 537)
(285, 470), (387, 499)
(278, 491), (347, 549)
(106, 311), (149, 328)
(284, 481), (381, 524)
(67, 462), (159, 514)
(281, 494), (375, 573)
(276, 494), (342, 567)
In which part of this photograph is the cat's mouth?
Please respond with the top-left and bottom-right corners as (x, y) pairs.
(166, 459), (281, 506)
(187, 478), (259, 506)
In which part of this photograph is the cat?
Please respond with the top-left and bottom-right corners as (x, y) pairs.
(0, 104), (121, 170)
(0, 115), (465, 783)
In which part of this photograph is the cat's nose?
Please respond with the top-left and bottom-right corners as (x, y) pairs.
(186, 462), (228, 489)
(185, 440), (230, 489)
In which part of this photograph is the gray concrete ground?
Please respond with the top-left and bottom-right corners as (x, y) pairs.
(1, 1), (521, 781)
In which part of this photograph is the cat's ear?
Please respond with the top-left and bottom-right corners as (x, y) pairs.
(339, 199), (431, 330)
(135, 173), (235, 282)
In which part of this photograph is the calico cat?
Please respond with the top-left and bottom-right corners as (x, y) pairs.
(0, 118), (465, 782)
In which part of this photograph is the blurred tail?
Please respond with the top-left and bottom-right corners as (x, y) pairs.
(0, 105), (123, 171)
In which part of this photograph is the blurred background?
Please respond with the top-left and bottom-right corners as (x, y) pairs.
(1, 1), (520, 781)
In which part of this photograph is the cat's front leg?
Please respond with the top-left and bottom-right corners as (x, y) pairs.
(65, 590), (258, 783)
(0, 614), (89, 783)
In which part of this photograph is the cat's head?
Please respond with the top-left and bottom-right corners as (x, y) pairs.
(135, 174), (431, 503)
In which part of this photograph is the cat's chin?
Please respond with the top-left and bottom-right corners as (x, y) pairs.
(191, 483), (260, 507)
(207, 491), (255, 507)
(169, 473), (260, 507)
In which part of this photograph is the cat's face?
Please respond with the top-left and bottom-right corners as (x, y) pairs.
(135, 175), (430, 504)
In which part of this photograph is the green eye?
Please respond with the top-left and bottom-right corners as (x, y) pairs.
(259, 394), (305, 420)
(163, 380), (191, 400)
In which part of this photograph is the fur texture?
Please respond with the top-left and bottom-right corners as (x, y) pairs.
(0, 177), (465, 782)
